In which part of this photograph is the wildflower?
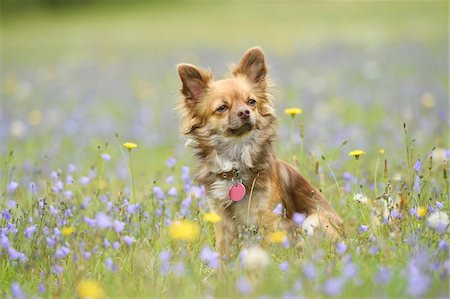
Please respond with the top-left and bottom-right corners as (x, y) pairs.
(112, 242), (120, 250)
(336, 242), (347, 255)
(375, 266), (392, 285)
(379, 148), (385, 154)
(55, 246), (70, 259)
(126, 204), (140, 214)
(95, 212), (112, 229)
(38, 282), (46, 294)
(203, 212), (221, 223)
(284, 108), (303, 117)
(359, 225), (369, 233)
(179, 196), (192, 217)
(416, 206), (427, 218)
(123, 236), (135, 246)
(113, 220), (125, 232)
(323, 277), (344, 297)
(67, 163), (77, 173)
(302, 262), (316, 280)
(173, 262), (185, 276)
(79, 177), (90, 186)
(52, 265), (64, 275)
(166, 157), (176, 168)
(349, 149), (366, 160)
(406, 264), (431, 297)
(11, 282), (26, 299)
(343, 262), (359, 280)
(267, 230), (287, 244)
(101, 153), (111, 161)
(200, 247), (219, 269)
(1, 235), (10, 248)
(240, 246), (271, 270)
(169, 220), (199, 241)
(427, 211), (449, 233)
(153, 186), (165, 200)
(438, 239), (448, 251)
(77, 279), (104, 299)
(413, 175), (421, 193)
(123, 142), (137, 151)
(8, 247), (21, 260)
(159, 250), (171, 275)
(293, 212), (306, 225)
(168, 187), (178, 197)
(413, 159), (422, 172)
(25, 225), (37, 238)
(166, 176), (174, 184)
(236, 277), (252, 295)
(105, 258), (117, 272)
(435, 201), (444, 210)
(279, 261), (289, 272)
(61, 226), (75, 236)
(272, 203), (283, 215)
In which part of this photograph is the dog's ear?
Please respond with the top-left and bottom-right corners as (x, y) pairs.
(177, 63), (213, 102)
(233, 47), (267, 84)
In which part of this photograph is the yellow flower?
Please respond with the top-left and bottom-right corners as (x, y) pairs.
(123, 142), (138, 151)
(267, 230), (287, 244)
(349, 149), (366, 160)
(284, 108), (303, 117)
(417, 206), (427, 218)
(203, 212), (222, 223)
(169, 220), (199, 241)
(379, 148), (385, 155)
(61, 226), (75, 236)
(77, 279), (104, 299)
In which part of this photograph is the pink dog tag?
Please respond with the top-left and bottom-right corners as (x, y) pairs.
(229, 183), (246, 202)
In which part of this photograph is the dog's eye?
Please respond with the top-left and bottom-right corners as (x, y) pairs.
(216, 105), (228, 113)
(248, 98), (257, 106)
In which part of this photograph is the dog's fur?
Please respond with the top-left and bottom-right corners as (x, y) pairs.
(177, 47), (342, 256)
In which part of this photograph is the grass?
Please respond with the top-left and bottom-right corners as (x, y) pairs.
(1, 2), (449, 298)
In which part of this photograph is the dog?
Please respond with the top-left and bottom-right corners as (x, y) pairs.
(177, 47), (343, 256)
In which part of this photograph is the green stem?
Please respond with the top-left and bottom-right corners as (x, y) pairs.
(128, 151), (136, 203)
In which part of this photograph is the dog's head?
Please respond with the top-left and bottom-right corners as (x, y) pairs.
(177, 47), (275, 142)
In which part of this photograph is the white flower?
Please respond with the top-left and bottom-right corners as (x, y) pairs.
(427, 211), (449, 233)
(240, 246), (271, 270)
(353, 193), (369, 204)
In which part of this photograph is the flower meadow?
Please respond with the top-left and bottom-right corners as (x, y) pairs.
(2, 2), (449, 298)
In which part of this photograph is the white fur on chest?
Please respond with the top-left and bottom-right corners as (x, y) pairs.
(210, 135), (257, 174)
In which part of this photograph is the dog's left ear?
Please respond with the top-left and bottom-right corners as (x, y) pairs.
(233, 47), (267, 84)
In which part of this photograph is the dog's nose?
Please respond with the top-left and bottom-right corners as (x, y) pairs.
(237, 109), (250, 119)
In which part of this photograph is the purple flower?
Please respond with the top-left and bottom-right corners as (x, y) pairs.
(236, 277), (252, 295)
(293, 212), (306, 225)
(391, 209), (401, 219)
(55, 246), (70, 259)
(153, 186), (165, 200)
(126, 204), (140, 214)
(173, 262), (185, 276)
(279, 261), (289, 272)
(112, 241), (120, 250)
(166, 176), (174, 184)
(336, 242), (347, 255)
(67, 163), (77, 173)
(105, 258), (117, 272)
(83, 216), (96, 228)
(159, 250), (171, 275)
(25, 225), (37, 238)
(29, 182), (36, 194)
(435, 201), (444, 210)
(46, 237), (56, 247)
(101, 153), (111, 161)
(370, 246), (379, 255)
(82, 251), (92, 260)
(343, 262), (359, 279)
(359, 225), (369, 233)
(323, 277), (344, 297)
(303, 262), (316, 280)
(78, 176), (90, 186)
(407, 264), (431, 297)
(200, 247), (219, 269)
(8, 247), (20, 260)
(413, 175), (421, 194)
(123, 236), (135, 246)
(95, 212), (112, 229)
(7, 181), (19, 194)
(52, 265), (64, 275)
(438, 239), (449, 251)
(375, 266), (392, 285)
(113, 220), (125, 232)
(166, 157), (176, 168)
(1, 235), (10, 248)
(11, 282), (26, 299)
(179, 196), (192, 217)
(38, 282), (46, 294)
(7, 200), (16, 209)
(272, 203), (283, 215)
(168, 187), (178, 197)
(413, 159), (422, 172)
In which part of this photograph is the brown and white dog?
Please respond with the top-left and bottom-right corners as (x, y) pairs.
(177, 47), (342, 256)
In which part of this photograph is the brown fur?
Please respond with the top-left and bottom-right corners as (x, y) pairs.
(177, 47), (343, 256)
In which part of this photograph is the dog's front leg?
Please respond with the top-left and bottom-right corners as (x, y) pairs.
(214, 216), (238, 258)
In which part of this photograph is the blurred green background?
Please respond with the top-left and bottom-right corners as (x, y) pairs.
(1, 0), (448, 181)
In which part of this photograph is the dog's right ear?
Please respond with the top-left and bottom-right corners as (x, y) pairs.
(177, 63), (213, 104)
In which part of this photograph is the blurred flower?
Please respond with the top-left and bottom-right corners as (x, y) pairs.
(240, 246), (271, 270)
(168, 187), (178, 197)
(62, 226), (75, 236)
(123, 142), (137, 151)
(173, 262), (185, 276)
(435, 201), (444, 210)
(284, 108), (303, 117)
(413, 175), (421, 194)
(77, 279), (104, 299)
(323, 277), (344, 297)
(25, 225), (37, 238)
(359, 225), (369, 233)
(38, 282), (46, 294)
(427, 211), (449, 233)
(1, 235), (10, 248)
(7, 181), (19, 194)
(95, 213), (112, 229)
(236, 277), (252, 295)
(126, 204), (140, 214)
(8, 247), (21, 260)
(204, 212), (221, 223)
(159, 250), (171, 275)
(123, 236), (135, 246)
(113, 220), (125, 232)
(105, 258), (117, 272)
(303, 262), (316, 280)
(272, 203), (283, 215)
(279, 261), (289, 272)
(68, 163), (77, 173)
(267, 231), (287, 244)
(407, 264), (430, 297)
(413, 159), (422, 172)
(169, 220), (199, 241)
(379, 148), (385, 154)
(79, 177), (90, 186)
(200, 247), (219, 269)
(293, 212), (306, 225)
(349, 149), (365, 160)
(52, 265), (64, 275)
(11, 282), (26, 299)
(375, 266), (392, 285)
(101, 153), (111, 161)
(153, 186), (165, 200)
(336, 242), (347, 255)
(55, 246), (70, 259)
(438, 239), (448, 252)
(166, 157), (176, 168)
(416, 206), (427, 218)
